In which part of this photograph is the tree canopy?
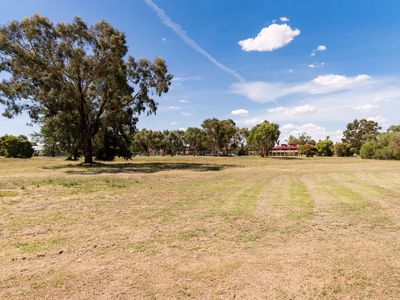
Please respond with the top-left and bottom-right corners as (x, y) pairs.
(342, 119), (380, 154)
(248, 121), (280, 157)
(0, 14), (172, 163)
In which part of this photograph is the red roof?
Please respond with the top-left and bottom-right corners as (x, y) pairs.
(272, 144), (298, 150)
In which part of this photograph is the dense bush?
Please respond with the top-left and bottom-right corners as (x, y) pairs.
(360, 130), (400, 160)
(0, 135), (34, 158)
(334, 142), (353, 157)
(359, 140), (379, 159)
(316, 138), (334, 156)
(298, 144), (317, 157)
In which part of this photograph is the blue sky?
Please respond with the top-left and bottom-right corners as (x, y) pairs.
(1, 0), (400, 141)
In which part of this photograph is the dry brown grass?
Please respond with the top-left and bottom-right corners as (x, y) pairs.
(0, 156), (400, 299)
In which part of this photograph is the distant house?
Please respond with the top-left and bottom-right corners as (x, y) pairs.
(270, 144), (298, 157)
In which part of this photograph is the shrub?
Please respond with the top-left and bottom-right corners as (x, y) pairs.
(373, 147), (392, 160)
(298, 144), (317, 157)
(360, 131), (400, 160)
(360, 140), (379, 159)
(334, 142), (353, 157)
(0, 135), (34, 158)
(316, 138), (334, 156)
(388, 132), (400, 159)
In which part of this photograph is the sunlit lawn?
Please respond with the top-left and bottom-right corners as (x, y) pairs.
(1, 156), (400, 299)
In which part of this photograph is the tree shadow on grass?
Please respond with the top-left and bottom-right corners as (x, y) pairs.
(46, 162), (238, 175)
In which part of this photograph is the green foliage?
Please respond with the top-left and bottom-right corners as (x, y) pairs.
(184, 127), (206, 155)
(388, 125), (400, 133)
(0, 14), (172, 163)
(163, 130), (185, 156)
(94, 127), (133, 161)
(201, 118), (237, 155)
(248, 121), (280, 157)
(298, 144), (317, 157)
(360, 140), (379, 159)
(342, 119), (381, 154)
(316, 138), (334, 156)
(233, 127), (249, 156)
(334, 142), (353, 157)
(288, 133), (315, 146)
(360, 130), (400, 160)
(0, 135), (34, 158)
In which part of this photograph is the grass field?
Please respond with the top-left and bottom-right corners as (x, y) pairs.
(1, 156), (400, 299)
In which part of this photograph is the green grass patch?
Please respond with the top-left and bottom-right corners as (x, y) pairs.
(287, 178), (315, 220)
(0, 190), (17, 197)
(179, 228), (207, 241)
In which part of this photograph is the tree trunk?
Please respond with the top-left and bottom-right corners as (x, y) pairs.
(51, 142), (55, 157)
(83, 136), (93, 164)
(81, 120), (93, 164)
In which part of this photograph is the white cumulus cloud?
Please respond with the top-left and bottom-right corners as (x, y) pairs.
(239, 23), (300, 52)
(311, 74), (370, 90)
(279, 16), (290, 22)
(231, 109), (249, 117)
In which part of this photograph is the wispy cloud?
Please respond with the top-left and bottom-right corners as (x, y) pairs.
(232, 74), (371, 102)
(144, 0), (244, 82)
(353, 103), (379, 113)
(311, 44), (327, 56)
(281, 123), (343, 142)
(268, 104), (316, 116)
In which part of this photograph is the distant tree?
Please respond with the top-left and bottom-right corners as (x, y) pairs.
(288, 133), (315, 145)
(0, 136), (5, 156)
(31, 125), (60, 157)
(184, 127), (206, 156)
(248, 121), (280, 157)
(0, 14), (172, 163)
(334, 142), (353, 157)
(316, 137), (334, 156)
(0, 135), (34, 158)
(298, 144), (317, 157)
(360, 129), (400, 160)
(132, 129), (153, 156)
(152, 131), (166, 154)
(164, 130), (185, 156)
(388, 125), (400, 133)
(201, 118), (237, 155)
(342, 119), (381, 154)
(388, 131), (400, 160)
(232, 127), (249, 156)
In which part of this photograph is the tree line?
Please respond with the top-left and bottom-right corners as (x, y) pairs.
(131, 119), (280, 157)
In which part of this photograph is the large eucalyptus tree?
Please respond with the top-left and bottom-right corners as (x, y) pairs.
(0, 14), (172, 163)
